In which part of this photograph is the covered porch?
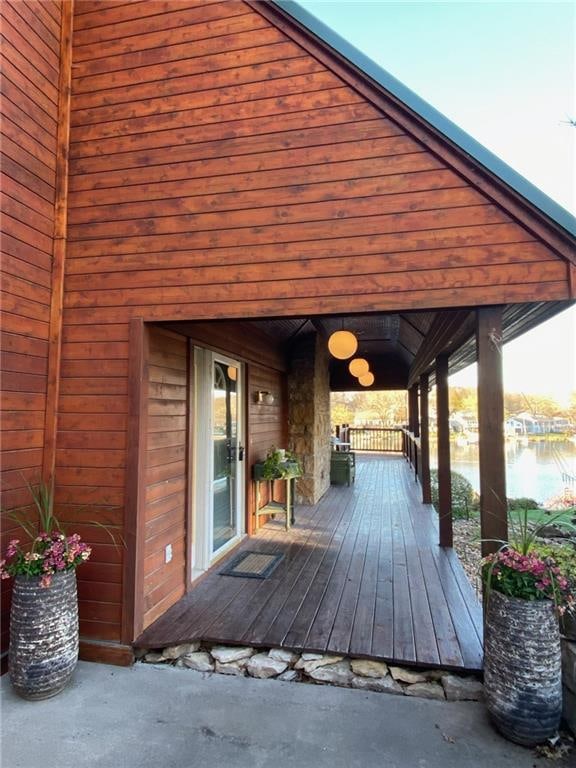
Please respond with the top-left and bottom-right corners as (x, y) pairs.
(135, 454), (483, 672)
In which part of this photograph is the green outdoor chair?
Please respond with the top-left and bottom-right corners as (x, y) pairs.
(330, 451), (356, 486)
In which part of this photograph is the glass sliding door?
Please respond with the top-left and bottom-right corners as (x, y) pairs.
(211, 359), (243, 555)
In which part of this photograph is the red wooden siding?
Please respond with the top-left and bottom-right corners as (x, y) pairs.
(0, 0), (62, 652)
(57, 320), (129, 643)
(143, 328), (188, 630)
(64, 0), (569, 328)
(41, 0), (570, 650)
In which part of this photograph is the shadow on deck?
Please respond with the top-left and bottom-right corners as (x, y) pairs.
(135, 455), (483, 671)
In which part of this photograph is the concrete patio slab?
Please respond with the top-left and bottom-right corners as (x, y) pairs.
(0, 662), (549, 768)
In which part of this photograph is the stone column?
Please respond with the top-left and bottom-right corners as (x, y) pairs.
(287, 333), (331, 505)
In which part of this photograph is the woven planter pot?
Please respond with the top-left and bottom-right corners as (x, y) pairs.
(9, 571), (79, 700)
(484, 590), (562, 746)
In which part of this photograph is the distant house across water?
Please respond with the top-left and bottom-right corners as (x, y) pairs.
(506, 413), (573, 435)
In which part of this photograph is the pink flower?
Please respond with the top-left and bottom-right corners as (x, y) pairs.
(6, 540), (19, 558)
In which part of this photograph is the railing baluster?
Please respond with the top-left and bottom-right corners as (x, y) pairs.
(347, 427), (404, 453)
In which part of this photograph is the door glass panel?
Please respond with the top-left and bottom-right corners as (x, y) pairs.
(212, 362), (238, 552)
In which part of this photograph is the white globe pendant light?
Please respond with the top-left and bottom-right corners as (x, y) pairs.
(328, 330), (358, 360)
(348, 358), (369, 378)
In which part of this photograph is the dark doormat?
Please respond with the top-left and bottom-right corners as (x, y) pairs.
(219, 551), (284, 579)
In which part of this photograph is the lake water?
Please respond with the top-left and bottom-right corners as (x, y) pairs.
(431, 439), (576, 505)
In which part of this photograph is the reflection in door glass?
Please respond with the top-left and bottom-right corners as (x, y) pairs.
(212, 362), (238, 552)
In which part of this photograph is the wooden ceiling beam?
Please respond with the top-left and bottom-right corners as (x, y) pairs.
(407, 309), (474, 388)
(399, 313), (426, 338)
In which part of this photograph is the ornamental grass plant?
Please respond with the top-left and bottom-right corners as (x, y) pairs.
(0, 480), (91, 588)
(481, 508), (575, 616)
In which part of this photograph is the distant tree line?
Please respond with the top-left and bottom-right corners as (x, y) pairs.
(331, 389), (576, 427)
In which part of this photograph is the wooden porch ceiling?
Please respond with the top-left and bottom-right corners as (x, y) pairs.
(135, 455), (483, 671)
(251, 300), (571, 390)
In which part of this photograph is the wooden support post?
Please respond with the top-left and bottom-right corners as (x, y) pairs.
(409, 384), (419, 479)
(476, 307), (508, 556)
(409, 384), (420, 438)
(42, 2), (74, 483)
(122, 319), (149, 644)
(408, 385), (418, 435)
(436, 354), (453, 547)
(419, 373), (432, 504)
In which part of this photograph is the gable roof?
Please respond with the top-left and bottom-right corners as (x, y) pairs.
(269, 1), (576, 247)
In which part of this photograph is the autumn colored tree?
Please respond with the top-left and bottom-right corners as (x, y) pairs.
(449, 387), (477, 414)
(332, 390), (407, 426)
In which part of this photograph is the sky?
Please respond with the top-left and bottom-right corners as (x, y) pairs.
(299, 0), (576, 405)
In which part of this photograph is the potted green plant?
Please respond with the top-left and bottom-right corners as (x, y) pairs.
(260, 447), (302, 480)
(1, 481), (92, 700)
(481, 510), (575, 746)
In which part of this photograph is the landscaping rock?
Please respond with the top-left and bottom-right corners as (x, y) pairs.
(538, 525), (571, 539)
(441, 674), (484, 701)
(350, 659), (389, 679)
(389, 666), (428, 684)
(452, 518), (482, 598)
(308, 660), (352, 686)
(210, 645), (255, 664)
(299, 654), (344, 674)
(351, 676), (403, 695)
(214, 660), (247, 677)
(268, 648), (299, 665)
(162, 643), (200, 660)
(277, 669), (300, 682)
(143, 652), (165, 664)
(182, 652), (214, 672)
(294, 653), (324, 669)
(424, 669), (450, 681)
(247, 653), (288, 679)
(404, 682), (445, 700)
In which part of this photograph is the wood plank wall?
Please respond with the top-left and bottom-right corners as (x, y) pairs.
(65, 0), (569, 324)
(143, 328), (188, 630)
(0, 0), (63, 653)
(53, 0), (570, 649)
(246, 364), (287, 533)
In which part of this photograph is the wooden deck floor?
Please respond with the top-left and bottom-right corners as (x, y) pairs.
(136, 455), (483, 671)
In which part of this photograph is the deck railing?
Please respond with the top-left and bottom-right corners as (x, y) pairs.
(347, 427), (404, 453)
(402, 428), (420, 481)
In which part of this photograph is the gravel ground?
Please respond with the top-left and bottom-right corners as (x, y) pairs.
(453, 517), (483, 597)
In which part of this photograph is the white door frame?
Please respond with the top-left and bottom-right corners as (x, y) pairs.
(190, 346), (245, 579)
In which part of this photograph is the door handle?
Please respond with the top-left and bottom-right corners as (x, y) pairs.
(228, 444), (245, 462)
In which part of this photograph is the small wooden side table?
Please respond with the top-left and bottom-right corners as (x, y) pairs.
(253, 463), (300, 530)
